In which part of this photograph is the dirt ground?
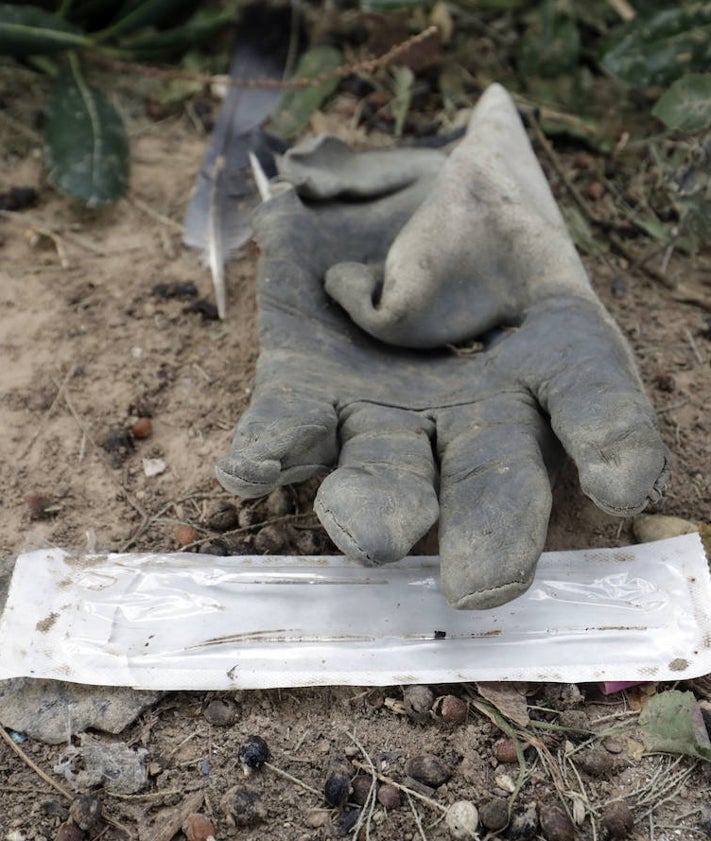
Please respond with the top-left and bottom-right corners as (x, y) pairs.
(2, 55), (711, 841)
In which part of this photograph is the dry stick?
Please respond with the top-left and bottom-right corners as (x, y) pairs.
(88, 26), (439, 91)
(0, 731), (135, 837)
(345, 730), (379, 841)
(19, 365), (75, 460)
(263, 760), (323, 799)
(526, 112), (678, 290)
(351, 760), (447, 814)
(0, 208), (108, 255)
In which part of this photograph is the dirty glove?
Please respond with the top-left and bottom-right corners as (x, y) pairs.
(216, 84), (670, 609)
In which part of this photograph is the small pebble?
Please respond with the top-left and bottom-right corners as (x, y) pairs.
(206, 502), (240, 532)
(238, 735), (269, 775)
(602, 801), (634, 839)
(479, 797), (508, 831)
(405, 754), (451, 787)
(130, 417), (152, 439)
(433, 695), (467, 725)
(69, 795), (102, 831)
(254, 524), (285, 554)
(324, 771), (351, 806)
(403, 685), (434, 723)
(203, 697), (238, 726)
(610, 275), (628, 298)
(350, 775), (374, 805)
(493, 737), (518, 763)
(304, 809), (330, 828)
(445, 801), (478, 839)
(175, 524), (199, 548)
(377, 784), (400, 810)
(539, 805), (575, 841)
(221, 786), (266, 827)
(182, 813), (216, 841)
(55, 822), (84, 841)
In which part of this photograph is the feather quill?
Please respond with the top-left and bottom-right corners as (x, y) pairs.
(183, 4), (293, 318)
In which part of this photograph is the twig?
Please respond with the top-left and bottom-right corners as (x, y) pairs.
(87, 27), (439, 91)
(0, 727), (72, 799)
(606, 0), (636, 21)
(19, 366), (75, 460)
(351, 760), (447, 814)
(129, 196), (185, 233)
(344, 730), (379, 841)
(0, 209), (108, 255)
(406, 791), (429, 841)
(264, 760), (323, 799)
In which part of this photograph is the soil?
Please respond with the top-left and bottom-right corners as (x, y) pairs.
(1, 54), (711, 841)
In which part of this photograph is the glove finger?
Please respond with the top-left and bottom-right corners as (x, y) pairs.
(216, 393), (338, 498)
(517, 299), (671, 517)
(435, 399), (559, 609)
(314, 403), (439, 564)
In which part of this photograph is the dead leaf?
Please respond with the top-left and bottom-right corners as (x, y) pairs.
(476, 682), (530, 727)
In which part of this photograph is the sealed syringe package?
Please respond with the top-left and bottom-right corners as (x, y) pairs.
(0, 534), (709, 690)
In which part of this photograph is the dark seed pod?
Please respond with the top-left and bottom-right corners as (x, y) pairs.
(221, 786), (266, 827)
(506, 803), (539, 840)
(479, 797), (508, 831)
(238, 735), (269, 776)
(55, 822), (84, 841)
(377, 784), (401, 810)
(539, 805), (575, 841)
(324, 771), (351, 807)
(405, 754), (451, 787)
(433, 694), (467, 725)
(206, 502), (240, 532)
(350, 775), (374, 805)
(602, 801), (634, 839)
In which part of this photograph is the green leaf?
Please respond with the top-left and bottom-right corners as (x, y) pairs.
(601, 5), (711, 87)
(0, 3), (89, 55)
(518, 14), (580, 78)
(96, 0), (198, 40)
(268, 46), (342, 141)
(118, 4), (236, 59)
(653, 73), (711, 132)
(46, 57), (129, 206)
(639, 690), (711, 762)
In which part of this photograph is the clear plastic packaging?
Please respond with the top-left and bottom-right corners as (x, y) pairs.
(0, 534), (708, 689)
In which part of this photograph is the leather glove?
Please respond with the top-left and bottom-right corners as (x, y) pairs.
(216, 84), (670, 609)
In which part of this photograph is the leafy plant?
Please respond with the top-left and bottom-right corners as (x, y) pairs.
(0, 0), (237, 206)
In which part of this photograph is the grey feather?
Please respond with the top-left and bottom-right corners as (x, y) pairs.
(183, 5), (293, 317)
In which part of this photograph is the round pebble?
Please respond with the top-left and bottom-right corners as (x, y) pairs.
(493, 737), (518, 763)
(203, 697), (238, 726)
(130, 417), (152, 439)
(403, 685), (434, 723)
(445, 801), (478, 839)
(175, 524), (198, 548)
(433, 695), (468, 725)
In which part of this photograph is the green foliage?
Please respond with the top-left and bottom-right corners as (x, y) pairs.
(601, 5), (711, 87)
(46, 57), (130, 206)
(0, 0), (236, 206)
(517, 0), (580, 79)
(653, 74), (711, 132)
(268, 46), (343, 140)
(639, 690), (711, 762)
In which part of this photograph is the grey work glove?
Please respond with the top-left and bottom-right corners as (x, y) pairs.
(216, 84), (670, 610)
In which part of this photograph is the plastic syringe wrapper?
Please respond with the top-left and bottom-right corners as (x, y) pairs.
(0, 534), (709, 689)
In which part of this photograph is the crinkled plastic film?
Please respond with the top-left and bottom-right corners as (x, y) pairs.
(0, 534), (709, 689)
